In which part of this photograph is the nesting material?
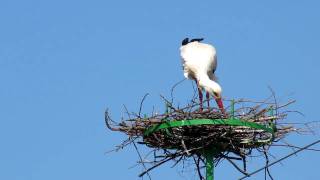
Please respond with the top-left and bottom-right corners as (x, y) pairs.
(105, 96), (298, 178)
(106, 97), (295, 155)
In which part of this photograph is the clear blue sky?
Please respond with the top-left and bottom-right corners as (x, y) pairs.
(1, 0), (319, 179)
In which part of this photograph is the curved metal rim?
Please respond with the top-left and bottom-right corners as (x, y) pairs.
(143, 118), (275, 137)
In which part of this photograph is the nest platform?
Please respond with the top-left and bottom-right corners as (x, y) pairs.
(106, 97), (296, 179)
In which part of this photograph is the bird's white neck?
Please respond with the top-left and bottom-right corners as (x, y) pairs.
(198, 75), (222, 96)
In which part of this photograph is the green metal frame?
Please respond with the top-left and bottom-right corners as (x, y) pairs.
(143, 118), (274, 136)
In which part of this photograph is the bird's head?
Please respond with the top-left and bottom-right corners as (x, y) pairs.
(199, 79), (222, 98)
(210, 84), (225, 116)
(181, 38), (204, 46)
(199, 79), (225, 114)
(209, 82), (222, 100)
(211, 84), (226, 116)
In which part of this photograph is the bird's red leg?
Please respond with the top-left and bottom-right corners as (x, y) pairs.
(195, 80), (203, 112)
(206, 92), (210, 110)
(198, 89), (203, 112)
(215, 98), (226, 117)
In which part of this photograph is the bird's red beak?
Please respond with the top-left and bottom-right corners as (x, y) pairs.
(215, 98), (226, 117)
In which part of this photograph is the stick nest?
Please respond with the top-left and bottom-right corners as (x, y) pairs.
(105, 94), (304, 178)
(106, 95), (296, 155)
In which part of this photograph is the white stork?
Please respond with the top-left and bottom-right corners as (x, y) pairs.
(180, 38), (225, 114)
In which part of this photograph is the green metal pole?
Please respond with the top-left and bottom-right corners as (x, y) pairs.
(165, 102), (169, 114)
(269, 106), (274, 116)
(205, 150), (214, 180)
(268, 106), (276, 132)
(231, 99), (235, 118)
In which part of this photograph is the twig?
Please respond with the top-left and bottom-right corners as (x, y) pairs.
(225, 157), (248, 176)
(132, 140), (152, 180)
(271, 144), (320, 152)
(193, 155), (204, 180)
(239, 139), (320, 180)
(181, 139), (191, 156)
(105, 109), (120, 131)
(138, 156), (177, 177)
(263, 146), (274, 180)
(139, 93), (150, 118)
(170, 78), (186, 104)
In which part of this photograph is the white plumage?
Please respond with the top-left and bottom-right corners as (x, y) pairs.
(180, 38), (224, 112)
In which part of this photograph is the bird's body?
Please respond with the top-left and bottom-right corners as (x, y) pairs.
(180, 41), (218, 89)
(180, 38), (225, 114)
